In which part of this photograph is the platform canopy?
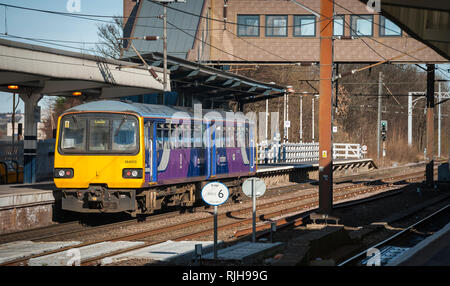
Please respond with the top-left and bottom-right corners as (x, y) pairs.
(122, 52), (288, 105)
(367, 0), (450, 60)
(0, 38), (167, 99)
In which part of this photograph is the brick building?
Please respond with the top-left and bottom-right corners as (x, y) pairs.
(123, 0), (447, 64)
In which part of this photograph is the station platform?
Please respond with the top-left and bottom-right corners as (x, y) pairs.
(0, 181), (57, 234)
(389, 222), (450, 266)
(202, 241), (284, 265)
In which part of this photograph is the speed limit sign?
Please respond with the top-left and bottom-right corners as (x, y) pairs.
(201, 182), (229, 206)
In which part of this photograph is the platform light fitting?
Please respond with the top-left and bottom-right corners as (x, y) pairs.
(7, 85), (19, 90)
(72, 91), (82, 96)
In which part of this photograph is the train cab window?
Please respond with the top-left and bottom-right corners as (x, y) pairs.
(112, 117), (137, 151)
(89, 119), (110, 151)
(61, 117), (87, 152)
(60, 113), (138, 154)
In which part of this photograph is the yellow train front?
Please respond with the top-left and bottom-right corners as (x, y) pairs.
(54, 102), (145, 213)
(54, 100), (257, 214)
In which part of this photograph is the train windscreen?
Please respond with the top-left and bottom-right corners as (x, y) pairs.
(59, 113), (139, 154)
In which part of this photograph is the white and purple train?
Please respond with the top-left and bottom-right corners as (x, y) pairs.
(54, 100), (256, 215)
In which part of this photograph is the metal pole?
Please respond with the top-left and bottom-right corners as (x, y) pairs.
(312, 96), (315, 142)
(438, 83), (441, 158)
(300, 96), (303, 142)
(265, 99), (268, 142)
(318, 0), (333, 215)
(408, 92), (412, 147)
(163, 3), (168, 92)
(426, 64), (435, 185)
(252, 179), (256, 243)
(12, 93), (15, 145)
(214, 205), (218, 259)
(286, 92), (289, 141)
(283, 92), (287, 142)
(377, 72), (382, 159)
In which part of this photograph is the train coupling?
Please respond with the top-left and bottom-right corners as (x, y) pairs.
(87, 186), (104, 203)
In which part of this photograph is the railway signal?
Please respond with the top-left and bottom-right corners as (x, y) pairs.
(381, 120), (387, 142)
(381, 120), (387, 157)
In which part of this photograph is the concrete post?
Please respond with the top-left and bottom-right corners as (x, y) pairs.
(19, 92), (43, 184)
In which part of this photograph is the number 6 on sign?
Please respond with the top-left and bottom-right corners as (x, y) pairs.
(201, 182), (229, 206)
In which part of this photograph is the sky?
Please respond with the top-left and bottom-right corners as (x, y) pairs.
(0, 0), (123, 113)
(0, 0), (448, 114)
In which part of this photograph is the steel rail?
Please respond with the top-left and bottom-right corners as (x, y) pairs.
(338, 203), (450, 266)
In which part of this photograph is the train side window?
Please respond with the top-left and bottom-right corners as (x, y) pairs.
(215, 125), (223, 148)
(245, 124), (250, 148)
(170, 123), (183, 149)
(225, 123), (233, 147)
(178, 123), (190, 148)
(236, 123), (245, 148)
(163, 124), (170, 150)
(156, 123), (164, 150)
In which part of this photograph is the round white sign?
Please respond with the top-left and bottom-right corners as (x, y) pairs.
(201, 182), (229, 206)
(242, 177), (266, 198)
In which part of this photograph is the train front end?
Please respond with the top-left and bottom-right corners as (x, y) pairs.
(54, 111), (144, 213)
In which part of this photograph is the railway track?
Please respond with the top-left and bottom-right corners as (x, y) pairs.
(338, 203), (450, 266)
(1, 163), (432, 245)
(1, 161), (432, 244)
(0, 167), (433, 266)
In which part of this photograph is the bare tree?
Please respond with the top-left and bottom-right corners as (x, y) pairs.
(96, 16), (124, 59)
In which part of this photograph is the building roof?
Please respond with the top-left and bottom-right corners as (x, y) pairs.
(122, 0), (204, 60)
(376, 0), (450, 60)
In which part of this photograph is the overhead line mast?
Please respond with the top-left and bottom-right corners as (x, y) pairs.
(318, 0), (333, 214)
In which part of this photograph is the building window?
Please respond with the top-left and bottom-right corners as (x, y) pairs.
(333, 15), (345, 36)
(265, 15), (288, 37)
(350, 15), (373, 37)
(293, 15), (316, 37)
(379, 15), (401, 36)
(237, 15), (260, 37)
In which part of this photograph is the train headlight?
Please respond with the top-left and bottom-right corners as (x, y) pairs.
(122, 168), (143, 179)
(54, 168), (74, 178)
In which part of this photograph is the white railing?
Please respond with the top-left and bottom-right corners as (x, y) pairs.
(332, 143), (363, 160)
(257, 141), (365, 164)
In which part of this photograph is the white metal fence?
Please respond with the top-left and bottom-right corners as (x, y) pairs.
(257, 141), (366, 164)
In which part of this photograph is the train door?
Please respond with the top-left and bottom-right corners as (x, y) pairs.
(145, 120), (157, 183)
(249, 123), (256, 173)
(206, 121), (216, 179)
